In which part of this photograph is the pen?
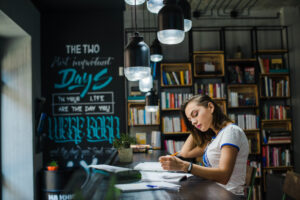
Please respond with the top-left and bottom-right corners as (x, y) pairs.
(146, 185), (180, 191)
(170, 152), (179, 156)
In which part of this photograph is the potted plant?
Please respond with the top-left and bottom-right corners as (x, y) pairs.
(47, 160), (59, 171)
(113, 133), (136, 163)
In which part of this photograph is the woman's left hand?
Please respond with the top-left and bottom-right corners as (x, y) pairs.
(159, 155), (189, 172)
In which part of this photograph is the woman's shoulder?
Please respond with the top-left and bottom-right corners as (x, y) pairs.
(222, 123), (245, 135)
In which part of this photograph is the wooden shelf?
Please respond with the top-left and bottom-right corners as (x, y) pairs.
(260, 73), (289, 77)
(193, 52), (225, 78)
(263, 166), (293, 170)
(128, 124), (160, 127)
(228, 105), (258, 109)
(226, 58), (257, 62)
(163, 132), (190, 135)
(161, 63), (192, 87)
(227, 84), (257, 88)
(194, 51), (224, 54)
(260, 96), (290, 99)
(261, 119), (292, 123)
(254, 49), (288, 54)
(262, 142), (292, 146)
(244, 129), (260, 133)
(161, 84), (192, 88)
(161, 108), (181, 111)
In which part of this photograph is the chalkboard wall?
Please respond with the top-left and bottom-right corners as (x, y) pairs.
(42, 11), (125, 168)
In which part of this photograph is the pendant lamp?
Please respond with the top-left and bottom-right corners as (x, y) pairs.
(157, 0), (184, 45)
(150, 38), (163, 62)
(147, 0), (164, 14)
(178, 0), (192, 32)
(124, 32), (151, 81)
(145, 89), (159, 112)
(125, 0), (145, 6)
(139, 74), (153, 92)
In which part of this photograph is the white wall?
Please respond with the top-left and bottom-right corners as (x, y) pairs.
(1, 36), (33, 199)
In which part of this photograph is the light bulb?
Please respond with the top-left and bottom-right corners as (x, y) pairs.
(125, 0), (145, 6)
(147, 0), (164, 14)
(157, 29), (185, 45)
(184, 19), (192, 32)
(145, 105), (159, 112)
(150, 54), (163, 62)
(139, 75), (153, 92)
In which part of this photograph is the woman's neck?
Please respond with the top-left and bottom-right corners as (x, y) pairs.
(212, 122), (232, 136)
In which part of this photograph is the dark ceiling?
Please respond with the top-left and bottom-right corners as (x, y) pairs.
(31, 0), (125, 12)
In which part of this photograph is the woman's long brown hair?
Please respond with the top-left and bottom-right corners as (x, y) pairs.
(180, 95), (232, 148)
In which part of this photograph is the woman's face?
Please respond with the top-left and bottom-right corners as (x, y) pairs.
(185, 101), (214, 132)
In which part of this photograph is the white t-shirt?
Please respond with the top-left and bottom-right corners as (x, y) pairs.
(202, 124), (249, 195)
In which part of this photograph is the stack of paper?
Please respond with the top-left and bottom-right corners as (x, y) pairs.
(89, 164), (132, 173)
(115, 181), (181, 192)
(134, 162), (166, 172)
(141, 171), (193, 183)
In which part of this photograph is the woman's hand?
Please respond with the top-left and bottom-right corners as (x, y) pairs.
(159, 156), (189, 172)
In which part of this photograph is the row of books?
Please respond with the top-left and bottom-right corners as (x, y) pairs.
(261, 77), (289, 97)
(162, 116), (187, 133)
(228, 65), (255, 84)
(262, 146), (291, 167)
(247, 161), (262, 177)
(161, 92), (193, 109)
(229, 92), (256, 107)
(162, 70), (191, 86)
(249, 185), (262, 200)
(262, 130), (291, 144)
(262, 105), (290, 120)
(164, 140), (184, 155)
(134, 131), (161, 149)
(194, 83), (226, 98)
(248, 137), (259, 154)
(129, 108), (159, 125)
(228, 114), (259, 130)
(258, 57), (288, 74)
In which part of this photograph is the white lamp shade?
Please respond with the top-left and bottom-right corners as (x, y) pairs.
(139, 75), (153, 92)
(125, 0), (145, 5)
(157, 29), (185, 45)
(184, 19), (192, 32)
(124, 67), (151, 81)
(147, 0), (164, 14)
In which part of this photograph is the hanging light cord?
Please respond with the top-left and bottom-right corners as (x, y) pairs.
(134, 0), (137, 33)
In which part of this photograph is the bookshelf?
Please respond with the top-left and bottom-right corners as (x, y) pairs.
(160, 63), (193, 153)
(254, 26), (293, 196)
(125, 26), (293, 199)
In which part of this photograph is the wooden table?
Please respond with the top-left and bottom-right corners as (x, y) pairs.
(117, 150), (240, 200)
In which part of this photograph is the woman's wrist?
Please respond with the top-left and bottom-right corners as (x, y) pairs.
(181, 161), (190, 172)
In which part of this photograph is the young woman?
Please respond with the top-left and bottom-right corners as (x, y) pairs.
(159, 95), (249, 196)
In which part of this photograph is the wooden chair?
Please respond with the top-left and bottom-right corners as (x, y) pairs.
(282, 171), (300, 200)
(245, 166), (257, 200)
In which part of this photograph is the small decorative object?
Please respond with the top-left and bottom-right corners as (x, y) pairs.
(47, 160), (59, 171)
(204, 62), (215, 72)
(113, 134), (136, 163)
(234, 46), (243, 59)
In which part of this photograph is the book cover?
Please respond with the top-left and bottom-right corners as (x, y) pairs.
(136, 132), (146, 144)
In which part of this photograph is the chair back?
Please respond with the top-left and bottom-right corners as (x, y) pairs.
(245, 166), (257, 200)
(246, 166), (256, 186)
(282, 171), (300, 200)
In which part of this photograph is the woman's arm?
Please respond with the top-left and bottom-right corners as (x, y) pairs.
(160, 145), (238, 185)
(179, 134), (205, 158)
